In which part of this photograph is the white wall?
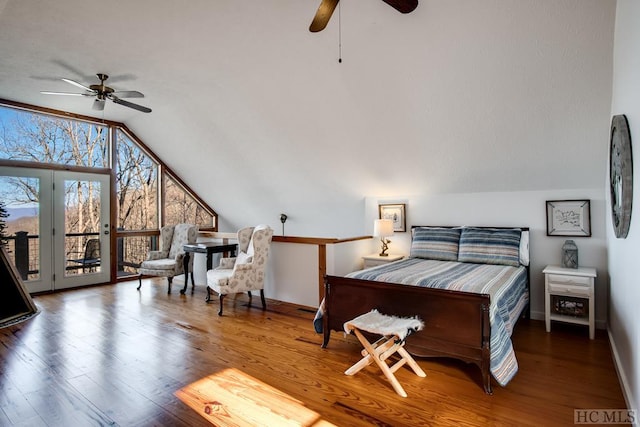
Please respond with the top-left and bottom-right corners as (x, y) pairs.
(608, 0), (640, 412)
(0, 2), (616, 229)
(127, 0), (613, 239)
(265, 238), (372, 308)
(328, 239), (374, 277)
(365, 190), (608, 326)
(261, 187), (609, 324)
(267, 242), (319, 307)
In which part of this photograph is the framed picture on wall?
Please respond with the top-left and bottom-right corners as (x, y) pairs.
(379, 203), (406, 232)
(546, 199), (591, 237)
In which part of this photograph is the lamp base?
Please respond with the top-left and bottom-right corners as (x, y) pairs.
(379, 237), (390, 257)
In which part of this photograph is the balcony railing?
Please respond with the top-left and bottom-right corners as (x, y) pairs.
(6, 230), (157, 281)
(6, 232), (40, 280)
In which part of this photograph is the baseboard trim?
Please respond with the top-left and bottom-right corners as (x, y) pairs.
(530, 310), (544, 321)
(608, 327), (638, 422)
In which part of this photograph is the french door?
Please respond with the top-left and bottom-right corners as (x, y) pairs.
(54, 171), (111, 289)
(0, 167), (111, 293)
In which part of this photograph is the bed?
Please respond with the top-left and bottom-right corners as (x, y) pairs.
(318, 226), (530, 394)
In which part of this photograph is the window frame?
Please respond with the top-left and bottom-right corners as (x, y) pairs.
(0, 98), (218, 282)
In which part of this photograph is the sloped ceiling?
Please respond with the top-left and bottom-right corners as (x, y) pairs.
(0, 0), (616, 236)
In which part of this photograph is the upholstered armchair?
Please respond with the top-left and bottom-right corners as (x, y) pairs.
(138, 223), (198, 294)
(206, 225), (274, 316)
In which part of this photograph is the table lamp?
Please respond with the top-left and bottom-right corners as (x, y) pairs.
(374, 219), (394, 256)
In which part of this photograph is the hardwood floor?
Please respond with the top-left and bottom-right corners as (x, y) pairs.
(0, 279), (627, 426)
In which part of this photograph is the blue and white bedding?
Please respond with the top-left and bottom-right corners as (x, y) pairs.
(344, 257), (529, 386)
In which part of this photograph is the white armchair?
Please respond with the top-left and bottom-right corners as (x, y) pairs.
(138, 223), (198, 294)
(206, 225), (274, 316)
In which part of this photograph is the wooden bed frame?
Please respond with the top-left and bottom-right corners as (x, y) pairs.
(321, 226), (530, 394)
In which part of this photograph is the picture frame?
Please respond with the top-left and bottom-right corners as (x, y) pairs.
(546, 200), (591, 237)
(379, 203), (406, 232)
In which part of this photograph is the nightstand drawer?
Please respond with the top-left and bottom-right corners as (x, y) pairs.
(546, 274), (591, 287)
(548, 282), (591, 297)
(362, 254), (404, 269)
(364, 259), (389, 268)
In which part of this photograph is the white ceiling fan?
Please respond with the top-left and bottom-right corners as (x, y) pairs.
(41, 73), (152, 113)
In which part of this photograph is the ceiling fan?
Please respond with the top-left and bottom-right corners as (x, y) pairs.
(309, 0), (418, 32)
(41, 73), (152, 113)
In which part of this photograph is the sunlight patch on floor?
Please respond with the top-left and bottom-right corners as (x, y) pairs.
(175, 368), (336, 427)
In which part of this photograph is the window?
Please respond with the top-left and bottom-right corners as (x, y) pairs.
(0, 105), (108, 167)
(115, 129), (158, 231)
(0, 100), (218, 281)
(164, 174), (215, 229)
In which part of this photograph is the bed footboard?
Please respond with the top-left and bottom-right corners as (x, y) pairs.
(323, 275), (493, 394)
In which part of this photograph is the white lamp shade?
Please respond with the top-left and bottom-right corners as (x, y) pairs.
(374, 219), (394, 237)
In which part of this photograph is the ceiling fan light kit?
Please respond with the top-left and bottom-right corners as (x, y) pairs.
(41, 73), (152, 113)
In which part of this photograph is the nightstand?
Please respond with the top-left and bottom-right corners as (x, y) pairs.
(543, 265), (596, 339)
(362, 253), (404, 269)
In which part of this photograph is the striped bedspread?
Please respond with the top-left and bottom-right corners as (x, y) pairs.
(346, 257), (529, 386)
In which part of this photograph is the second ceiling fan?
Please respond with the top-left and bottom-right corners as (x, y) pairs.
(41, 73), (152, 113)
(310, 0), (418, 32)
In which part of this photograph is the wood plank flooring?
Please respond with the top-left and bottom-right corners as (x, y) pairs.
(0, 279), (627, 426)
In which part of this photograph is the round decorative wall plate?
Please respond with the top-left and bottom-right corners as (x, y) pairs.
(609, 114), (633, 238)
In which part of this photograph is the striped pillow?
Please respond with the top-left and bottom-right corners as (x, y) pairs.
(457, 227), (522, 267)
(410, 227), (461, 261)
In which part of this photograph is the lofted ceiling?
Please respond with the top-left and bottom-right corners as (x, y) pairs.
(0, 0), (616, 236)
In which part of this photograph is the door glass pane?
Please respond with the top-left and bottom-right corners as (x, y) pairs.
(0, 175), (40, 281)
(64, 179), (102, 277)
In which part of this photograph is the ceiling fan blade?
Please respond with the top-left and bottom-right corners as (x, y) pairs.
(112, 90), (144, 98)
(92, 99), (105, 111)
(109, 95), (152, 113)
(40, 91), (90, 96)
(61, 78), (94, 92)
(381, 0), (418, 13)
(309, 0), (339, 32)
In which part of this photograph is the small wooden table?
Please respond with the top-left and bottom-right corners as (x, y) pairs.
(182, 242), (237, 294)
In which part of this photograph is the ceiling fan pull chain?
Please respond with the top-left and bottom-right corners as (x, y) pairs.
(338, 1), (342, 63)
